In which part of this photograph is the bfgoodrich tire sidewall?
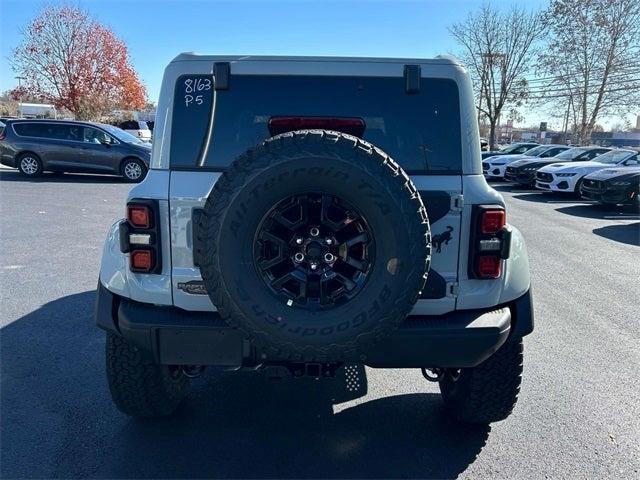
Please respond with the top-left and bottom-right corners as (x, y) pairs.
(215, 157), (420, 358)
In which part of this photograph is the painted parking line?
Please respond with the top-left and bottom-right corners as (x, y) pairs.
(547, 200), (598, 204)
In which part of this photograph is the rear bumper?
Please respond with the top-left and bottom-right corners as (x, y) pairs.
(95, 282), (534, 369)
(0, 156), (16, 168)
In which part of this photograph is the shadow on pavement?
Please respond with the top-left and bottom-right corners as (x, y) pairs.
(0, 170), (127, 184)
(1, 291), (490, 479)
(592, 222), (640, 246)
(511, 191), (575, 204)
(555, 204), (636, 220)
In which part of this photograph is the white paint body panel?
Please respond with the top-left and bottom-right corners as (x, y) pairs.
(536, 160), (631, 193)
(484, 155), (530, 179)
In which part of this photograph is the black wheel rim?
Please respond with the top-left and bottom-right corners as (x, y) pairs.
(253, 193), (375, 310)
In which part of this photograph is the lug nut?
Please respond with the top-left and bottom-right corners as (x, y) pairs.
(310, 227), (320, 237)
(324, 253), (335, 263)
(325, 238), (333, 245)
(310, 263), (318, 270)
(295, 237), (303, 245)
(294, 252), (305, 263)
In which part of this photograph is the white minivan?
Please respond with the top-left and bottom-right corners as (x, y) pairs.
(118, 120), (152, 143)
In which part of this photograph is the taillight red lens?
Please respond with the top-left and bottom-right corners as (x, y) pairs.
(268, 117), (366, 137)
(127, 205), (151, 229)
(130, 249), (153, 272)
(481, 210), (505, 234)
(477, 255), (501, 279)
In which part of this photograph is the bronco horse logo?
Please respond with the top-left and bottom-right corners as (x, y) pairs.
(432, 226), (454, 253)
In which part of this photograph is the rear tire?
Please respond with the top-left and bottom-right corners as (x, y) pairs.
(120, 158), (147, 182)
(624, 193), (640, 213)
(439, 339), (523, 424)
(106, 332), (189, 418)
(17, 153), (43, 177)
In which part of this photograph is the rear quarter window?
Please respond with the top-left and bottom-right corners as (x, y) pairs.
(13, 123), (47, 137)
(170, 75), (462, 174)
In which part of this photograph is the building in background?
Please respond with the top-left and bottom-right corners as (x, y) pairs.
(591, 131), (640, 147)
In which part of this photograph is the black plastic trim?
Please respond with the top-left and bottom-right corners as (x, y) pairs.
(214, 62), (230, 90)
(94, 281), (120, 333)
(507, 288), (534, 340)
(420, 270), (447, 299)
(418, 190), (452, 224)
(404, 64), (421, 93)
(192, 208), (205, 267)
(118, 221), (131, 253)
(117, 298), (244, 365)
(94, 282), (534, 369)
(500, 225), (513, 259)
(364, 307), (511, 368)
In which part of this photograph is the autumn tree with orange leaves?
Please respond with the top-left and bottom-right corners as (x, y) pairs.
(10, 5), (146, 120)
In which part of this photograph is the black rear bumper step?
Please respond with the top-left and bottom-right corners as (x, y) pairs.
(95, 283), (533, 369)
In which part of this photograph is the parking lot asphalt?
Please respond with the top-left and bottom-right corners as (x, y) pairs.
(1, 170), (639, 479)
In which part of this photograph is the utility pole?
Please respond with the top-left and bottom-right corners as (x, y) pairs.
(15, 76), (26, 118)
(562, 100), (571, 145)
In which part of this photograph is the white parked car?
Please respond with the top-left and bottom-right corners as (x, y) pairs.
(503, 146), (611, 186)
(118, 120), (152, 143)
(535, 149), (640, 194)
(483, 144), (571, 180)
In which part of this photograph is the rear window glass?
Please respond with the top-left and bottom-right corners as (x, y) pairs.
(170, 75), (462, 174)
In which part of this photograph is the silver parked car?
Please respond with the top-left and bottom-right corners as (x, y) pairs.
(0, 119), (151, 182)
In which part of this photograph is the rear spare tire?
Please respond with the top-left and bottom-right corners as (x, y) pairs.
(198, 130), (431, 362)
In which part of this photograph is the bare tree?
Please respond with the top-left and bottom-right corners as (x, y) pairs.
(450, 4), (545, 149)
(535, 0), (640, 144)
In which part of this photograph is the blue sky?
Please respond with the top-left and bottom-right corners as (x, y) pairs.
(0, 0), (591, 129)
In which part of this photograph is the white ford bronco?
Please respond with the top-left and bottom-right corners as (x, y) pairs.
(96, 54), (533, 423)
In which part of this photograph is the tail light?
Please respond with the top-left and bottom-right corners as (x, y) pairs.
(127, 205), (152, 229)
(469, 206), (511, 279)
(268, 117), (366, 137)
(120, 199), (162, 274)
(130, 249), (154, 272)
(480, 210), (505, 234)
